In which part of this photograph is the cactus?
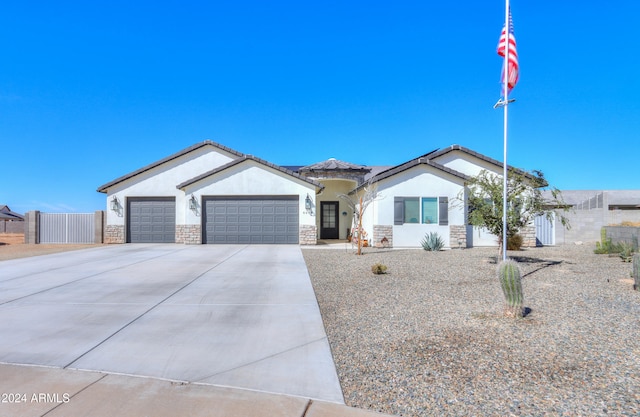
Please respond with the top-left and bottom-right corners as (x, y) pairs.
(633, 254), (640, 291)
(498, 259), (524, 317)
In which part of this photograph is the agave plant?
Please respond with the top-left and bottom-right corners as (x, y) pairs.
(420, 232), (444, 251)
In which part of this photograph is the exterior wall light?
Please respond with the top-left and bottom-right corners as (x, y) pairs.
(189, 194), (198, 211)
(305, 194), (312, 211)
(110, 196), (120, 212)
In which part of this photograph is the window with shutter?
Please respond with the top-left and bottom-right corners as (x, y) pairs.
(439, 197), (449, 226)
(394, 198), (404, 225)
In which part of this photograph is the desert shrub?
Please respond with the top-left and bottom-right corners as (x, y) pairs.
(420, 232), (444, 251)
(619, 242), (635, 262)
(507, 234), (524, 250)
(594, 228), (624, 255)
(371, 263), (388, 275)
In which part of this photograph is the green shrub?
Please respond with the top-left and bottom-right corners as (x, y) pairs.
(420, 232), (445, 251)
(371, 263), (388, 275)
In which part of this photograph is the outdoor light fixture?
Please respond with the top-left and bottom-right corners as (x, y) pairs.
(305, 194), (312, 211)
(189, 194), (197, 211)
(110, 196), (119, 212)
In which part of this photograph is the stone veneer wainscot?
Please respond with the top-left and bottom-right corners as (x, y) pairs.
(104, 225), (125, 244)
(299, 225), (317, 245)
(176, 225), (201, 244)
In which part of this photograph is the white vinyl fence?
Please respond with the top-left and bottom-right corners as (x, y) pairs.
(39, 213), (96, 244)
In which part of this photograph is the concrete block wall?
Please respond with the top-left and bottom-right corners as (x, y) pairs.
(554, 209), (607, 244)
(25, 211), (40, 244)
(604, 226), (640, 247)
(94, 210), (104, 244)
(0, 221), (25, 233)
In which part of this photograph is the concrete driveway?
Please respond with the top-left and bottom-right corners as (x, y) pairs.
(0, 244), (344, 404)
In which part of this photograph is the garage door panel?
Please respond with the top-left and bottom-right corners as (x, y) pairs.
(204, 196), (298, 244)
(128, 198), (175, 243)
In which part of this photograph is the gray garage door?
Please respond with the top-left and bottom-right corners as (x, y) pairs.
(203, 196), (299, 244)
(127, 197), (176, 243)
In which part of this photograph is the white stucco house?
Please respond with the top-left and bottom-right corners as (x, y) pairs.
(97, 140), (536, 247)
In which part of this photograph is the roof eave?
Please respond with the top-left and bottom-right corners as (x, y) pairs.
(176, 155), (325, 191)
(96, 140), (244, 193)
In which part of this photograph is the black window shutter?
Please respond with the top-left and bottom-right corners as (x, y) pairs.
(439, 197), (449, 226)
(394, 197), (404, 225)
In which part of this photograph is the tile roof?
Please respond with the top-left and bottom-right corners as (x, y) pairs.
(299, 158), (370, 172)
(97, 140), (244, 193)
(176, 155), (325, 191)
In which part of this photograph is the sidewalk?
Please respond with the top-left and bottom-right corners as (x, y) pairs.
(0, 363), (394, 417)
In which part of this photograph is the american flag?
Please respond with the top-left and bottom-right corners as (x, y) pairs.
(497, 8), (519, 92)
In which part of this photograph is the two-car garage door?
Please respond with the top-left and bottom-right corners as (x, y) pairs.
(203, 196), (299, 244)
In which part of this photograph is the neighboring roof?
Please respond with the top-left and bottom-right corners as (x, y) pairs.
(176, 155), (325, 191)
(299, 158), (370, 172)
(0, 205), (24, 221)
(97, 140), (245, 193)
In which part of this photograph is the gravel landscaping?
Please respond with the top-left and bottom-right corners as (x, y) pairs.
(303, 244), (640, 416)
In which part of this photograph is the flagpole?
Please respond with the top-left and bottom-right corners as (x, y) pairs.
(501, 0), (510, 261)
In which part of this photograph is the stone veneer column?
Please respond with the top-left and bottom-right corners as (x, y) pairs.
(373, 225), (393, 248)
(299, 225), (317, 245)
(449, 225), (467, 248)
(104, 225), (125, 244)
(176, 225), (202, 244)
(520, 226), (537, 247)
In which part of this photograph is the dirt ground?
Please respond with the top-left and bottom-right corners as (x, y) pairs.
(0, 234), (106, 261)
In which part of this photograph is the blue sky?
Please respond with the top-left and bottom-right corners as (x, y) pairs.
(2, 1), (639, 214)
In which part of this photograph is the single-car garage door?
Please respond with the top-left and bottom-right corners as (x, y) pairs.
(127, 197), (176, 243)
(203, 196), (299, 244)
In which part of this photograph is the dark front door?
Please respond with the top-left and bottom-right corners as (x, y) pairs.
(320, 201), (339, 239)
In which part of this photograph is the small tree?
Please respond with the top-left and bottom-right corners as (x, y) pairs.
(456, 169), (570, 251)
(338, 181), (379, 255)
